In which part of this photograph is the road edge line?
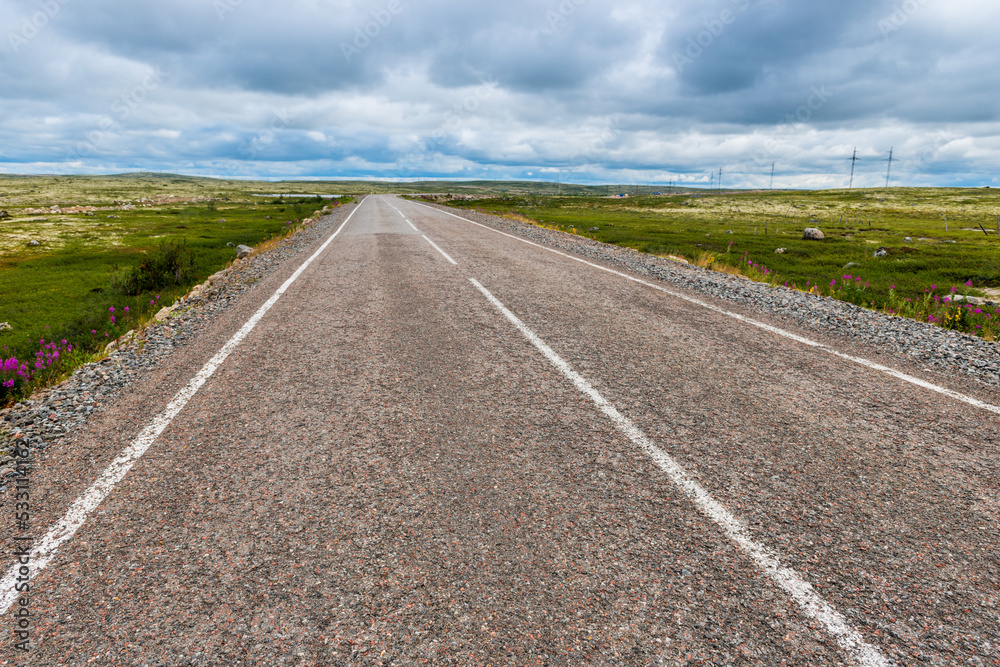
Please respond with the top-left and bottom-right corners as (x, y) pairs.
(409, 200), (1000, 417)
(469, 276), (894, 667)
(0, 197), (369, 614)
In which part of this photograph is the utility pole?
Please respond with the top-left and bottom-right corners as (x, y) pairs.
(710, 172), (714, 190)
(884, 147), (894, 188)
(718, 168), (723, 192)
(848, 148), (858, 189)
(770, 162), (775, 190)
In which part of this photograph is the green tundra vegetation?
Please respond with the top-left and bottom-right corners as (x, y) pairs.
(0, 173), (356, 403)
(439, 187), (1000, 340)
(2, 175), (998, 404)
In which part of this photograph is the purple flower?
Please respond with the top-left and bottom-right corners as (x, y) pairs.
(966, 280), (973, 286)
(890, 284), (895, 290)
(951, 286), (958, 293)
(943, 297), (951, 302)
(150, 300), (155, 306)
(111, 316), (116, 324)
(124, 306), (129, 313)
(930, 284), (937, 290)
(110, 306), (115, 313)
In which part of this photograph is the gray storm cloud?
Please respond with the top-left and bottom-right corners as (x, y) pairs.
(1, 0), (998, 186)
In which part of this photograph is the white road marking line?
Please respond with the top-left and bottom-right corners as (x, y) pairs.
(383, 196), (420, 231)
(422, 235), (458, 265)
(468, 277), (893, 667)
(409, 200), (1000, 417)
(384, 197), (452, 261)
(0, 198), (370, 615)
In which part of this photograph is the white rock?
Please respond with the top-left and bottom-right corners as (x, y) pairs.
(802, 228), (825, 241)
(236, 244), (253, 259)
(154, 305), (176, 322)
(104, 330), (137, 354)
(953, 295), (987, 305)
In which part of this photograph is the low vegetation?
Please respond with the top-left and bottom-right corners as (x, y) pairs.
(438, 187), (1000, 341)
(1, 174), (355, 404)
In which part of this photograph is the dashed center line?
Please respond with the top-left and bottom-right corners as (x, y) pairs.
(383, 197), (420, 231)
(383, 195), (456, 263)
(468, 277), (893, 667)
(408, 199), (1000, 417)
(422, 235), (458, 265)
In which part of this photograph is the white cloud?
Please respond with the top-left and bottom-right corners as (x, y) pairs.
(0, 0), (997, 186)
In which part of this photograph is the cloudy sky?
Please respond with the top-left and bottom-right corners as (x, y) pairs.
(1, 0), (998, 187)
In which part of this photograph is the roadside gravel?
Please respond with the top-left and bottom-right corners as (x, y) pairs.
(0, 205), (355, 491)
(423, 203), (1000, 388)
(4, 197), (997, 491)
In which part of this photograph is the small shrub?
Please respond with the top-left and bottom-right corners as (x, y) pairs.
(111, 240), (195, 296)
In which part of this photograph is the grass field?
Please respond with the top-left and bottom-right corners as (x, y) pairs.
(0, 174), (358, 404)
(438, 187), (1000, 340)
(4, 176), (999, 405)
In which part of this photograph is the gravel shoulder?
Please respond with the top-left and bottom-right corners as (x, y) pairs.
(1, 196), (997, 666)
(418, 202), (999, 392)
(5, 198), (995, 485)
(0, 204), (360, 491)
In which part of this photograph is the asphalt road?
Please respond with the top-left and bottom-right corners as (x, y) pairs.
(2, 195), (998, 666)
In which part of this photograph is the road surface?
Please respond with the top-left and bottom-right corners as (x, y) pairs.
(2, 195), (998, 666)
